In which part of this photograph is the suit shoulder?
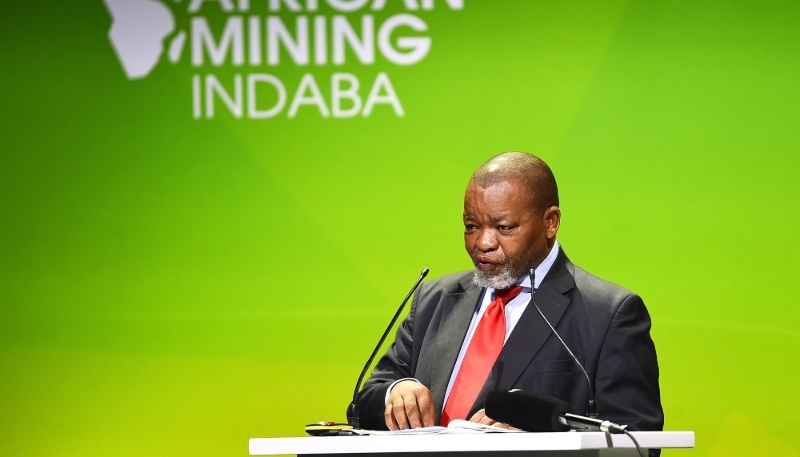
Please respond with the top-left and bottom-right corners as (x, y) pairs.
(570, 263), (640, 307)
(568, 263), (652, 334)
(408, 270), (475, 326)
(419, 270), (474, 294)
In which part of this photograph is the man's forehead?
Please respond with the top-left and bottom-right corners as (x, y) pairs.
(466, 179), (531, 205)
(467, 176), (524, 191)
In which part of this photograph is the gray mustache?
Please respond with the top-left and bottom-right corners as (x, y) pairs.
(471, 251), (508, 264)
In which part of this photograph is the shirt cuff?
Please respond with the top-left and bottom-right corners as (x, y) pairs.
(384, 378), (421, 405)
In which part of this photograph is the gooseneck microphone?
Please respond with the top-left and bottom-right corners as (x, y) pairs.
(561, 412), (627, 434)
(346, 268), (430, 429)
(529, 268), (597, 417)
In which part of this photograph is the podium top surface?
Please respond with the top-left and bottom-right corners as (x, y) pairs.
(249, 431), (695, 455)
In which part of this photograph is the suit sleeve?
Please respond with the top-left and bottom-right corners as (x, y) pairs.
(354, 286), (420, 430)
(594, 294), (664, 432)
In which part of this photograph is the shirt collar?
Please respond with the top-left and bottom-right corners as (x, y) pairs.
(517, 239), (560, 290)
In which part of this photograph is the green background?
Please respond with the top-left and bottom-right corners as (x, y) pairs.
(2, 0), (799, 456)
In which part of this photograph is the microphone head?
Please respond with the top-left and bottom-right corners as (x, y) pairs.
(485, 389), (573, 432)
(421, 267), (430, 278)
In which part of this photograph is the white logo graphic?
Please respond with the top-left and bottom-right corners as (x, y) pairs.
(102, 0), (464, 118)
(104, 0), (185, 79)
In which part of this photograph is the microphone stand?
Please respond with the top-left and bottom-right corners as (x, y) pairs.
(346, 268), (430, 429)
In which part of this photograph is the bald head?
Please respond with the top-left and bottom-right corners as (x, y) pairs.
(469, 152), (559, 214)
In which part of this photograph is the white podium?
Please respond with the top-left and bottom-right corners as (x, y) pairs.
(249, 431), (694, 457)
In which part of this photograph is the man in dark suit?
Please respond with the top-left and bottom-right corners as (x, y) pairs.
(356, 152), (663, 433)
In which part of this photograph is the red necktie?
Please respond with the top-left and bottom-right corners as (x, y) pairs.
(440, 285), (524, 426)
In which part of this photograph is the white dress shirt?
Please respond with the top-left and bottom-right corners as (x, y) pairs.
(385, 240), (561, 406)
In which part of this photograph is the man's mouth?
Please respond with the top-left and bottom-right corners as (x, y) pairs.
(474, 255), (505, 272)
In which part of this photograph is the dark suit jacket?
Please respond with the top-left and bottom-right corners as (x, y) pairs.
(356, 248), (664, 433)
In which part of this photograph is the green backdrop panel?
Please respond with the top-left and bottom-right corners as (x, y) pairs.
(1, 1), (799, 456)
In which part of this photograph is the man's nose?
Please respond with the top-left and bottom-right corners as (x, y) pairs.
(477, 229), (498, 251)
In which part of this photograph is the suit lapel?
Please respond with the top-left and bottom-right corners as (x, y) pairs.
(429, 276), (482, 417)
(470, 248), (576, 412)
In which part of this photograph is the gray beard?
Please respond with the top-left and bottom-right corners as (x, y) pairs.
(472, 264), (523, 290)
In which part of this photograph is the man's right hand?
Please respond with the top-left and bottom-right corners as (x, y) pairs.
(385, 380), (435, 430)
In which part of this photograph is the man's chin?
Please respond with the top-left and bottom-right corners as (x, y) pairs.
(472, 267), (519, 290)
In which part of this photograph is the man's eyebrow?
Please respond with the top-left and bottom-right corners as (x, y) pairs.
(463, 214), (510, 222)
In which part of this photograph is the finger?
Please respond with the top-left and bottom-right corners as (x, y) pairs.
(478, 414), (495, 425)
(385, 404), (399, 431)
(418, 392), (435, 427)
(403, 394), (422, 429)
(468, 409), (486, 423)
(392, 397), (410, 430)
(492, 422), (513, 430)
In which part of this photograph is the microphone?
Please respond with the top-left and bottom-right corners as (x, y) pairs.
(346, 268), (430, 429)
(485, 390), (625, 433)
(529, 268), (597, 417)
(485, 389), (572, 432)
(486, 390), (644, 457)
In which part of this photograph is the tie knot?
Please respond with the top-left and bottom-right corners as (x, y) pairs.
(494, 285), (524, 306)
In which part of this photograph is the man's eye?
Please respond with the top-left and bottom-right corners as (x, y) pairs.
(498, 225), (509, 231)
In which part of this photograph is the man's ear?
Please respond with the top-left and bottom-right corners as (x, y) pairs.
(543, 206), (561, 239)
